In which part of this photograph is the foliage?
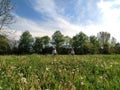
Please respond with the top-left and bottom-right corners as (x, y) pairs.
(0, 54), (120, 89)
(72, 32), (88, 54)
(89, 35), (101, 54)
(0, 0), (15, 31)
(114, 43), (120, 54)
(0, 35), (10, 54)
(52, 30), (64, 49)
(97, 32), (110, 45)
(1, 30), (120, 54)
(33, 36), (50, 54)
(18, 31), (33, 54)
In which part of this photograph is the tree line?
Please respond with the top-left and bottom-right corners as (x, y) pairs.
(1, 30), (120, 55)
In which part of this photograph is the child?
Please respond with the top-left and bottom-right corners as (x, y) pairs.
(52, 48), (57, 55)
(71, 48), (75, 55)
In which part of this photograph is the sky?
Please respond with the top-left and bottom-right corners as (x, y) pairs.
(10, 0), (120, 42)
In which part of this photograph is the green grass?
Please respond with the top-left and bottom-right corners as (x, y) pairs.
(0, 54), (120, 90)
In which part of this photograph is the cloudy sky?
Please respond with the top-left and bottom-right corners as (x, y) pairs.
(11, 0), (120, 42)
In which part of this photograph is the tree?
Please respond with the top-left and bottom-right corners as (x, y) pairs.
(33, 36), (50, 54)
(0, 35), (10, 54)
(114, 43), (120, 54)
(33, 37), (43, 54)
(59, 36), (72, 54)
(62, 36), (72, 48)
(52, 30), (64, 49)
(110, 37), (116, 53)
(89, 35), (100, 54)
(72, 32), (88, 54)
(18, 31), (33, 54)
(0, 0), (14, 32)
(97, 31), (111, 54)
(97, 31), (110, 45)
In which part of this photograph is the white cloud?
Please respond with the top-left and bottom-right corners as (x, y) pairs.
(9, 0), (120, 42)
(98, 0), (120, 24)
(10, 15), (54, 39)
(30, 0), (57, 18)
(96, 0), (120, 41)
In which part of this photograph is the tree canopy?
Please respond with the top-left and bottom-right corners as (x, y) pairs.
(0, 0), (14, 32)
(18, 31), (33, 54)
(1, 30), (120, 55)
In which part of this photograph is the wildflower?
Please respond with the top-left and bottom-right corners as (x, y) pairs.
(64, 68), (66, 71)
(110, 65), (112, 67)
(72, 71), (75, 74)
(53, 59), (56, 62)
(0, 86), (3, 90)
(29, 66), (32, 69)
(58, 69), (61, 72)
(10, 66), (16, 70)
(46, 67), (49, 71)
(73, 69), (76, 71)
(18, 73), (24, 77)
(80, 76), (83, 80)
(21, 77), (27, 84)
(81, 82), (84, 85)
(99, 76), (103, 79)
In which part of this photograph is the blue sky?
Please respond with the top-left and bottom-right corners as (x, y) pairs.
(11, 0), (120, 42)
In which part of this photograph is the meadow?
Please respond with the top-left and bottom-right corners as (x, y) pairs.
(0, 54), (120, 90)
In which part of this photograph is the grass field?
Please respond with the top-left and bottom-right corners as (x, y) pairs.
(0, 54), (120, 90)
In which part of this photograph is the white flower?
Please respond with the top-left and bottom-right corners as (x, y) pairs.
(81, 82), (84, 85)
(0, 86), (3, 89)
(29, 66), (32, 69)
(21, 77), (27, 84)
(80, 76), (83, 80)
(18, 73), (24, 77)
(46, 67), (49, 71)
(59, 69), (61, 72)
(110, 65), (112, 67)
(99, 76), (103, 79)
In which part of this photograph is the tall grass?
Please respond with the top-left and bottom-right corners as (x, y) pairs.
(0, 54), (120, 90)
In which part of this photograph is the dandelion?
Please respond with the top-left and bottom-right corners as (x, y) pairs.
(99, 76), (103, 79)
(10, 66), (16, 70)
(29, 66), (32, 69)
(53, 59), (56, 62)
(58, 69), (61, 72)
(0, 86), (3, 90)
(81, 82), (84, 85)
(73, 69), (76, 71)
(80, 76), (83, 80)
(72, 71), (75, 74)
(18, 73), (24, 77)
(46, 67), (49, 71)
(21, 77), (27, 84)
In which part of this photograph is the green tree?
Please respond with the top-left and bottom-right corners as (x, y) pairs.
(97, 31), (110, 45)
(52, 30), (64, 49)
(97, 31), (111, 54)
(33, 36), (50, 54)
(89, 35), (100, 54)
(114, 43), (120, 54)
(72, 32), (88, 54)
(110, 37), (116, 53)
(18, 31), (33, 54)
(0, 0), (14, 31)
(0, 35), (10, 54)
(62, 36), (72, 48)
